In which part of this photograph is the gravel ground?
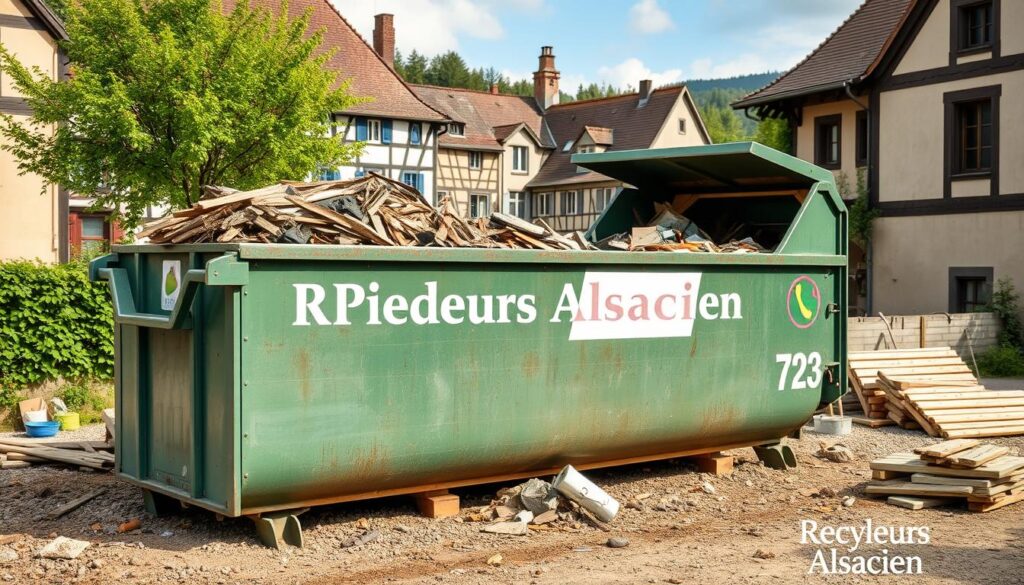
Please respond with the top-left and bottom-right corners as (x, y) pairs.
(1, 423), (1022, 584)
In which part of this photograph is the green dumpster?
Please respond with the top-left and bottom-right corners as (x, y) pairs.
(91, 142), (847, 547)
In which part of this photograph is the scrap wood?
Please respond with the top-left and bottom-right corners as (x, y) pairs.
(139, 174), (592, 251)
(48, 489), (106, 520)
(871, 446), (1024, 512)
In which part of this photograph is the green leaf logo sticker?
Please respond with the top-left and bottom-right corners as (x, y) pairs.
(161, 261), (181, 310)
(164, 267), (178, 296)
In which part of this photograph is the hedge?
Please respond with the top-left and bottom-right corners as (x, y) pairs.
(0, 259), (114, 388)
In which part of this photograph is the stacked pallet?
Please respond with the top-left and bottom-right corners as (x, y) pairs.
(0, 438), (114, 471)
(867, 440), (1024, 512)
(879, 374), (1024, 439)
(847, 347), (976, 426)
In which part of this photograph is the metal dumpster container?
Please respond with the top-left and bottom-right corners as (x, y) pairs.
(91, 142), (846, 546)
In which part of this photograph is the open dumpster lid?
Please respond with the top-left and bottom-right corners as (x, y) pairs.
(571, 142), (835, 197)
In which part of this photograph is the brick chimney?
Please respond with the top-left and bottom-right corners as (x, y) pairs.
(638, 79), (653, 107)
(490, 83), (499, 95)
(373, 14), (395, 68)
(533, 46), (560, 110)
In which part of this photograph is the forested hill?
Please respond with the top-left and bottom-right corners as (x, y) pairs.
(684, 72), (778, 94)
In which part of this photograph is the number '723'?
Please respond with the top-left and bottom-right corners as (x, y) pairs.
(775, 352), (823, 391)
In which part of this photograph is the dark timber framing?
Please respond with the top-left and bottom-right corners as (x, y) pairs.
(942, 84), (1000, 199)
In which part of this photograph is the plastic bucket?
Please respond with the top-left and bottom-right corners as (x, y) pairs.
(813, 414), (853, 436)
(25, 421), (60, 438)
(54, 412), (81, 431)
(551, 465), (620, 522)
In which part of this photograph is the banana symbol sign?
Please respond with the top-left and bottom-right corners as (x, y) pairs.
(786, 275), (821, 329)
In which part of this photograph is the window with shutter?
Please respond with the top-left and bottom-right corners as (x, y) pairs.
(381, 120), (393, 144)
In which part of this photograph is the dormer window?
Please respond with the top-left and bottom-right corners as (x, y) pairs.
(448, 123), (465, 136)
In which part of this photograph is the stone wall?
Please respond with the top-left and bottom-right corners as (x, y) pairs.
(848, 312), (1000, 359)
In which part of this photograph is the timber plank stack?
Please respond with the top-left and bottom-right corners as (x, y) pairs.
(0, 438), (114, 471)
(138, 174), (594, 251)
(848, 347), (976, 426)
(867, 439), (1024, 512)
(879, 373), (1024, 439)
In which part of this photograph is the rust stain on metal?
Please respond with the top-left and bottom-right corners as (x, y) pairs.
(698, 403), (741, 437)
(690, 337), (698, 357)
(294, 348), (312, 402)
(521, 351), (540, 378)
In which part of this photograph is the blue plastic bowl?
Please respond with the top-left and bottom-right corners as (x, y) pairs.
(24, 421), (60, 438)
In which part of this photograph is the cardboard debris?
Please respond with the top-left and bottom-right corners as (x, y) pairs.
(595, 203), (768, 253)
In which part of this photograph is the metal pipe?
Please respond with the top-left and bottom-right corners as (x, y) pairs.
(845, 79), (873, 315)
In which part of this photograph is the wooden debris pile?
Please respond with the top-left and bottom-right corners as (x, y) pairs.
(0, 438), (113, 471)
(867, 439), (1024, 512)
(138, 174), (594, 251)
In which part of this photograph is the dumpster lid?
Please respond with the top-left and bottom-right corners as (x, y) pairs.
(571, 142), (835, 196)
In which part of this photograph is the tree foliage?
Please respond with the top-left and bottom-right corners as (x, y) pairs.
(0, 0), (364, 228)
(0, 259), (114, 388)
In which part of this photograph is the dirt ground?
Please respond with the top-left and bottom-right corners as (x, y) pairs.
(2, 422), (1022, 585)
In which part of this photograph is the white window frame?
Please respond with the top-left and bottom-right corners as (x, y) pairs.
(534, 192), (553, 216)
(563, 190), (580, 215)
(470, 193), (490, 218)
(678, 118), (687, 134)
(367, 119), (381, 143)
(449, 123), (465, 136)
(595, 187), (615, 212)
(512, 146), (528, 173)
(507, 191), (526, 218)
(469, 151), (482, 170)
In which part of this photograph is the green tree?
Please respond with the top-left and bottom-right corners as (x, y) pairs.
(0, 0), (363, 228)
(425, 51), (471, 87)
(403, 49), (428, 84)
(753, 116), (791, 152)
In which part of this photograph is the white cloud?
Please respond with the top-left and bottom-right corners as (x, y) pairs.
(629, 0), (674, 35)
(330, 0), (539, 57)
(596, 58), (682, 90)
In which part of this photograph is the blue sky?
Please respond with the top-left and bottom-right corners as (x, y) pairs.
(333, 0), (863, 90)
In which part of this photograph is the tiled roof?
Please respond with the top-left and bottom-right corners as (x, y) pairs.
(581, 126), (614, 145)
(528, 85), (692, 188)
(733, 0), (914, 109)
(412, 85), (553, 150)
(224, 0), (446, 121)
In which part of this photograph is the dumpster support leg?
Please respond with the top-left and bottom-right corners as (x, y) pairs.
(753, 443), (797, 470)
(692, 452), (734, 476)
(415, 490), (460, 519)
(143, 489), (180, 517)
(250, 508), (309, 549)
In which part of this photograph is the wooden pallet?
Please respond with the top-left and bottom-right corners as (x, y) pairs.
(847, 347), (971, 421)
(869, 441), (1024, 513)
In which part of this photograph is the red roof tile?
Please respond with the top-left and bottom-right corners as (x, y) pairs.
(225, 0), (446, 121)
(528, 86), (696, 188)
(412, 84), (552, 150)
(733, 0), (914, 109)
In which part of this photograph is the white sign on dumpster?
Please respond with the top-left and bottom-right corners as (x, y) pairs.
(161, 260), (181, 311)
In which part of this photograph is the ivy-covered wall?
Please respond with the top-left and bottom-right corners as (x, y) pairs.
(0, 259), (114, 390)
